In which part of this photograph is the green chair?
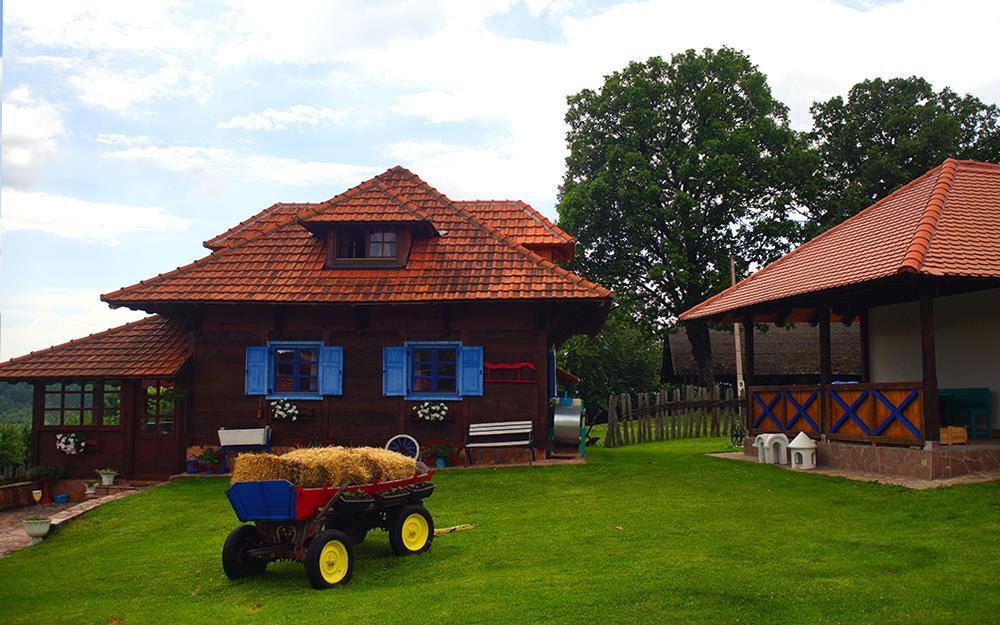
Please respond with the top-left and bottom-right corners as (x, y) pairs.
(939, 388), (992, 440)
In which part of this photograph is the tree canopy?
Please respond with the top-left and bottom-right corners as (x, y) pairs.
(557, 48), (813, 385)
(802, 76), (1000, 236)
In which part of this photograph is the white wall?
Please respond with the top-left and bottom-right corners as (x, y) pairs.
(869, 287), (1000, 432)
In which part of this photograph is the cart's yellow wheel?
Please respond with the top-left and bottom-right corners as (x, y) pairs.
(389, 505), (434, 555)
(304, 530), (354, 589)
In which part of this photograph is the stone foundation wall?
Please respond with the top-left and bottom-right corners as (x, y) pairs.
(742, 436), (1000, 479)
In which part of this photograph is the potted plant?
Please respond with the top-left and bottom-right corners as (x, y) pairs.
(198, 448), (220, 473)
(23, 515), (51, 545)
(96, 468), (118, 487)
(83, 480), (98, 495)
(374, 487), (411, 506)
(26, 464), (66, 504)
(412, 401), (449, 423)
(423, 441), (462, 468)
(333, 489), (374, 514)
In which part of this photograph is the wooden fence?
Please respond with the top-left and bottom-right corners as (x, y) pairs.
(1, 464), (26, 482)
(605, 386), (740, 448)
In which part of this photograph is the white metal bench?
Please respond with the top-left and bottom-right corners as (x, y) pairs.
(464, 420), (534, 465)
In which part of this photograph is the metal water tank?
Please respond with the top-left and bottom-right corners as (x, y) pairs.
(552, 397), (583, 445)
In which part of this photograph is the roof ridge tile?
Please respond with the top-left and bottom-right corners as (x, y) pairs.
(898, 158), (957, 274)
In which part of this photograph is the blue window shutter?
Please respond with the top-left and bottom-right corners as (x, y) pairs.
(382, 346), (406, 396)
(245, 346), (269, 395)
(547, 346), (556, 398)
(318, 346), (343, 396)
(459, 346), (484, 396)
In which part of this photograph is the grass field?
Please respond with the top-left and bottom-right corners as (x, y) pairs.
(1, 438), (997, 625)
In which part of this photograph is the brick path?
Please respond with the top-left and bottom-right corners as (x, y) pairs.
(0, 488), (148, 557)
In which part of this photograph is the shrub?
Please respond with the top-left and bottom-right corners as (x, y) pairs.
(0, 423), (28, 467)
(26, 464), (66, 481)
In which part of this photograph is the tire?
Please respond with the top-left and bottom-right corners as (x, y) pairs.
(304, 530), (354, 589)
(388, 504), (434, 556)
(222, 525), (267, 580)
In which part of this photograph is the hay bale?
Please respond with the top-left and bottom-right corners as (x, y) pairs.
(231, 446), (416, 487)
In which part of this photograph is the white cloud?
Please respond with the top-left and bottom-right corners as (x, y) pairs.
(103, 142), (380, 187)
(69, 60), (212, 111)
(0, 289), (147, 361)
(6, 0), (207, 53)
(218, 105), (347, 131)
(1, 86), (65, 189)
(0, 188), (191, 245)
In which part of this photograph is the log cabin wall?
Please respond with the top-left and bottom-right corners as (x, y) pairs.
(187, 302), (554, 452)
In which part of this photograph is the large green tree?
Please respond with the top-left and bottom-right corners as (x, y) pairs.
(802, 76), (1000, 236)
(559, 306), (662, 416)
(557, 48), (812, 386)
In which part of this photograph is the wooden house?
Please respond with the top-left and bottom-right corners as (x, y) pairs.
(0, 168), (611, 478)
(681, 159), (1000, 479)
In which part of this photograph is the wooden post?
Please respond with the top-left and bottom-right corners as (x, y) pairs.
(712, 385), (721, 437)
(605, 394), (617, 448)
(819, 302), (832, 437)
(742, 317), (755, 432)
(859, 309), (871, 383)
(920, 289), (940, 443)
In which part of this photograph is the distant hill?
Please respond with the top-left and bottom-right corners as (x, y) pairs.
(0, 383), (32, 427)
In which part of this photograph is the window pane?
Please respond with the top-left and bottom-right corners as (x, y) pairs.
(438, 364), (456, 377)
(275, 377), (295, 392)
(103, 384), (121, 422)
(414, 363), (434, 377)
(82, 410), (94, 425)
(65, 383), (81, 392)
(299, 363), (315, 377)
(64, 394), (81, 409)
(299, 377), (317, 392)
(63, 411), (81, 426)
(44, 410), (61, 426)
(383, 231), (396, 242)
(159, 397), (175, 415)
(146, 397), (158, 416)
(437, 378), (457, 392)
(437, 349), (457, 363)
(383, 241), (397, 257)
(368, 241), (384, 257)
(299, 349), (317, 362)
(103, 409), (121, 426)
(45, 393), (62, 409)
(140, 417), (157, 434)
(83, 383), (95, 392)
(45, 383), (61, 392)
(83, 393), (94, 409)
(275, 349), (295, 363)
(276, 363), (294, 376)
(158, 417), (174, 433)
(413, 349), (432, 363)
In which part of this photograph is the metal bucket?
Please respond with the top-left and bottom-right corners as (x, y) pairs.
(552, 398), (583, 445)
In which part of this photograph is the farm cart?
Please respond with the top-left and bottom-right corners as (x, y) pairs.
(222, 471), (435, 589)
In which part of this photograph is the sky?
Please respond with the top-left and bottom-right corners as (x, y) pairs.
(1, 0), (999, 360)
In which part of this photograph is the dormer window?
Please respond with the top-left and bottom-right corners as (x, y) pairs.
(323, 226), (412, 268)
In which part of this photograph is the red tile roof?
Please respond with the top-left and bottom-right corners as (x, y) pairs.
(204, 203), (315, 251)
(106, 167), (610, 307)
(456, 200), (575, 257)
(681, 159), (1000, 321)
(300, 178), (434, 225)
(0, 315), (190, 380)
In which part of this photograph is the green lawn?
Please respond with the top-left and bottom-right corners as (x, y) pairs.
(1, 439), (998, 625)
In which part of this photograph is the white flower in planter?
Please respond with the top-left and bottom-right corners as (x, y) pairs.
(269, 399), (300, 422)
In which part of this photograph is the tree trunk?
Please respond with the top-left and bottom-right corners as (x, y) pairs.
(684, 320), (715, 388)
(660, 327), (675, 384)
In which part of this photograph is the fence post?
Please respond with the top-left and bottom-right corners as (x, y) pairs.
(605, 394), (617, 448)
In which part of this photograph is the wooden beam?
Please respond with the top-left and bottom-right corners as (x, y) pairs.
(819, 302), (831, 435)
(920, 289), (940, 442)
(742, 317), (755, 429)
(774, 308), (793, 327)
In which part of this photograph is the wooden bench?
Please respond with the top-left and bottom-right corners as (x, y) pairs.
(464, 421), (534, 465)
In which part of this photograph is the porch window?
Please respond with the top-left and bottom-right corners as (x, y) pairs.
(42, 381), (123, 427)
(410, 346), (458, 395)
(335, 228), (398, 260)
(141, 380), (176, 434)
